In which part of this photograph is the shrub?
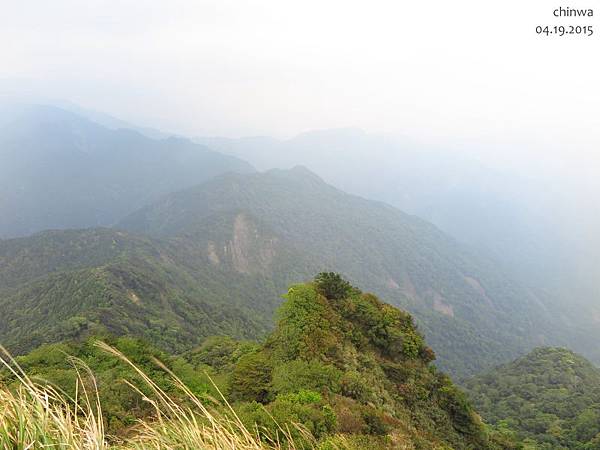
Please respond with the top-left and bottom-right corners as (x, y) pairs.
(272, 360), (342, 396)
(314, 272), (353, 300)
(361, 407), (390, 436)
(339, 370), (373, 402)
(229, 351), (272, 403)
(237, 396), (337, 446)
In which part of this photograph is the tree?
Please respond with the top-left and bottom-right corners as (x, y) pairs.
(314, 272), (352, 300)
(228, 352), (272, 403)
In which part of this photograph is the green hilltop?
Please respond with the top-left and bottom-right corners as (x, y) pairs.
(464, 347), (600, 449)
(1, 275), (516, 449)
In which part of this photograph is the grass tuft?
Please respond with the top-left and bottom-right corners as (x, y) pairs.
(0, 342), (309, 450)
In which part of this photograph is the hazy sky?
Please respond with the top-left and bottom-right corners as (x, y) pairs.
(1, 0), (598, 165)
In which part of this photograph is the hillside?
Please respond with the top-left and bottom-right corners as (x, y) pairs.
(0, 228), (279, 354)
(198, 129), (600, 367)
(0, 104), (253, 238)
(118, 167), (561, 376)
(1, 275), (516, 449)
(197, 129), (565, 280)
(188, 274), (517, 448)
(463, 347), (600, 449)
(0, 167), (575, 377)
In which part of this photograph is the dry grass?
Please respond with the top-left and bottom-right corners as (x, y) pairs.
(0, 346), (105, 449)
(0, 342), (311, 450)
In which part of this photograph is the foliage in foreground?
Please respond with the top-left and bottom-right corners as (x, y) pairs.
(0, 335), (231, 434)
(0, 274), (518, 449)
(0, 342), (306, 450)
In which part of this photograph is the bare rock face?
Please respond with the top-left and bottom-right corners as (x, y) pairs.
(204, 213), (279, 275)
(433, 293), (455, 317)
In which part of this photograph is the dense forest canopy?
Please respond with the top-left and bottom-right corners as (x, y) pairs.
(464, 347), (600, 449)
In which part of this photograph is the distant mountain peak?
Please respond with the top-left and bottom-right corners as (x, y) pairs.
(269, 165), (325, 183)
(0, 104), (254, 238)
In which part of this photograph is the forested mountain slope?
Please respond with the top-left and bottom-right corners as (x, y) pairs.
(197, 129), (564, 279)
(118, 167), (564, 376)
(199, 129), (600, 368)
(464, 347), (600, 449)
(0, 104), (253, 238)
(0, 228), (281, 354)
(0, 163), (578, 377)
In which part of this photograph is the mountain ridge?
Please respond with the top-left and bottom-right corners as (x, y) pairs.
(0, 104), (254, 238)
(117, 167), (563, 376)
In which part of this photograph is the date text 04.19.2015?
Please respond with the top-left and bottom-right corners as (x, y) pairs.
(536, 25), (593, 36)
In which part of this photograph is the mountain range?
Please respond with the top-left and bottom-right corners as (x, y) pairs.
(0, 160), (573, 377)
(2, 102), (600, 448)
(198, 128), (600, 366)
(0, 103), (594, 378)
(0, 104), (252, 238)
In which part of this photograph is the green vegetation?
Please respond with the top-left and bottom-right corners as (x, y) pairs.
(0, 336), (222, 434)
(118, 167), (561, 376)
(0, 166), (574, 377)
(0, 228), (281, 354)
(464, 347), (600, 449)
(0, 342), (302, 450)
(2, 106), (597, 449)
(188, 275), (513, 448)
(1, 275), (516, 448)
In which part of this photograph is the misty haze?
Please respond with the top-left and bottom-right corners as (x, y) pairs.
(0, 1), (599, 449)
